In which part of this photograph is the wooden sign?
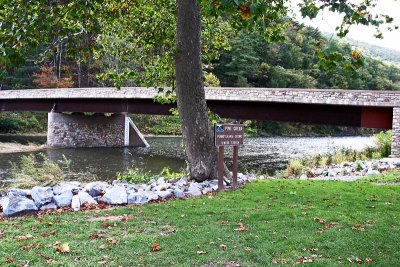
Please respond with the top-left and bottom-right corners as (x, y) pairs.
(214, 124), (244, 192)
(214, 124), (244, 147)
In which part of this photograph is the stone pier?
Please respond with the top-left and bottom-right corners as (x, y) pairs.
(391, 107), (400, 157)
(47, 113), (148, 148)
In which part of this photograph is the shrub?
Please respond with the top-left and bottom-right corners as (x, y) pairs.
(285, 159), (303, 177)
(204, 72), (221, 87)
(116, 167), (186, 184)
(116, 168), (154, 185)
(374, 130), (392, 157)
(355, 161), (363, 172)
(159, 167), (186, 181)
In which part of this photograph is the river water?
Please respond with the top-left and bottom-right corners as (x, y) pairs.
(0, 135), (374, 187)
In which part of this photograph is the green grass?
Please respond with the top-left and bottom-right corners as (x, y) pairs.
(359, 170), (400, 184)
(1, 180), (400, 266)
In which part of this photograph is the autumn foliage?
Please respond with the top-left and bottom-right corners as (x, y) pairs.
(33, 65), (74, 88)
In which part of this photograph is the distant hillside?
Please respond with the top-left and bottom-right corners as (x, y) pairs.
(322, 32), (400, 65)
(346, 38), (400, 65)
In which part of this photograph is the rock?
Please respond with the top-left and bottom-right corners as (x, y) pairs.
(202, 187), (212, 194)
(0, 196), (6, 209)
(71, 195), (80, 211)
(53, 191), (73, 208)
(173, 189), (185, 199)
(126, 184), (139, 191)
(299, 174), (308, 180)
(31, 186), (54, 207)
(187, 183), (202, 197)
(99, 186), (127, 205)
(312, 168), (324, 176)
(78, 191), (97, 205)
(145, 192), (159, 201)
(86, 182), (109, 197)
(157, 177), (165, 184)
(138, 184), (152, 191)
(153, 184), (171, 192)
(127, 192), (148, 204)
(40, 203), (57, 211)
(238, 173), (248, 182)
(366, 169), (380, 176)
(224, 177), (231, 186)
(2, 195), (38, 216)
(169, 178), (180, 184)
(53, 182), (81, 195)
(8, 188), (31, 197)
(112, 180), (128, 187)
(157, 190), (173, 200)
(176, 177), (189, 187)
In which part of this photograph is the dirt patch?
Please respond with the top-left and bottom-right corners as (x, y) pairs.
(88, 215), (131, 222)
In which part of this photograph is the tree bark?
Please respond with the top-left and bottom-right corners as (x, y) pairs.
(175, 0), (218, 182)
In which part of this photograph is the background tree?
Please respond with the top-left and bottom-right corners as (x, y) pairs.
(0, 0), (397, 181)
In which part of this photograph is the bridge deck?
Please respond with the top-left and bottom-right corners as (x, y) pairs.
(0, 87), (398, 129)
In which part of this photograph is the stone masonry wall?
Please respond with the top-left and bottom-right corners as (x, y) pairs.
(2, 87), (400, 107)
(47, 113), (126, 147)
(391, 107), (400, 156)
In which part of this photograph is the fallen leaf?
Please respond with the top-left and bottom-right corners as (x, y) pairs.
(121, 214), (129, 224)
(98, 245), (106, 250)
(355, 257), (363, 264)
(106, 238), (118, 244)
(151, 243), (161, 252)
(297, 256), (313, 263)
(272, 258), (288, 264)
(314, 217), (326, 224)
(324, 222), (338, 229)
(234, 222), (248, 232)
(197, 250), (207, 254)
(45, 258), (55, 264)
(365, 257), (374, 263)
(244, 247), (252, 252)
(55, 243), (70, 253)
(89, 233), (103, 240)
(352, 224), (365, 232)
(5, 257), (15, 263)
(15, 234), (34, 241)
(220, 221), (228, 226)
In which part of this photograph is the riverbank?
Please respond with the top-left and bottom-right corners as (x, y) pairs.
(0, 142), (45, 154)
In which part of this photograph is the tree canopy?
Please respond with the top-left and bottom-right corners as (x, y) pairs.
(0, 0), (397, 181)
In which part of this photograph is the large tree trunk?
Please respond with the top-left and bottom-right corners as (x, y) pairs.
(175, 0), (218, 182)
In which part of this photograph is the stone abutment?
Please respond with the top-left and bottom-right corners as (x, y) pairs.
(47, 113), (148, 148)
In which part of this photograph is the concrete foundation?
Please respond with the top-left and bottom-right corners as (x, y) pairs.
(47, 113), (148, 148)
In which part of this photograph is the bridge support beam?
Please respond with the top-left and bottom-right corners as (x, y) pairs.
(391, 107), (400, 157)
(47, 113), (148, 148)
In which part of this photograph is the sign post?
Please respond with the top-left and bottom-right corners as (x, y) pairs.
(214, 124), (244, 191)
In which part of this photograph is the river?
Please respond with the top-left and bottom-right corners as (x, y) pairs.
(0, 135), (374, 188)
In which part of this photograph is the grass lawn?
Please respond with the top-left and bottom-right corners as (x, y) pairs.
(1, 180), (399, 266)
(359, 170), (400, 184)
